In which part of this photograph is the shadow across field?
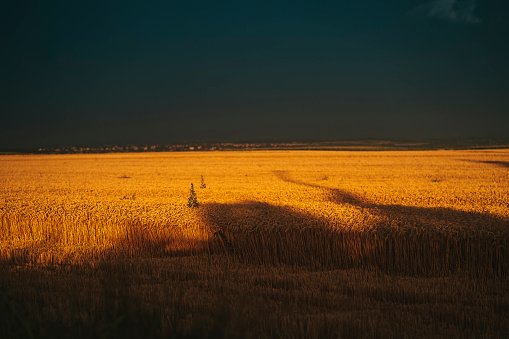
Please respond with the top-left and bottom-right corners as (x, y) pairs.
(270, 171), (509, 277)
(200, 201), (350, 268)
(461, 159), (509, 169)
(274, 170), (509, 232)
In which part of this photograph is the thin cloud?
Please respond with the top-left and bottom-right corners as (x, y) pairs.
(411, 0), (481, 24)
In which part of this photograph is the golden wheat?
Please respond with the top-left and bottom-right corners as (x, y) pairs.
(0, 150), (508, 276)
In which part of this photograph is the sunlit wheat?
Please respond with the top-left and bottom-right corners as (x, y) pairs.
(0, 150), (508, 277)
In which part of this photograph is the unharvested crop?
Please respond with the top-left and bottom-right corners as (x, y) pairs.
(1, 150), (507, 275)
(0, 150), (508, 337)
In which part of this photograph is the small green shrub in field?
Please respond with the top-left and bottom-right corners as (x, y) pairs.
(187, 183), (199, 208)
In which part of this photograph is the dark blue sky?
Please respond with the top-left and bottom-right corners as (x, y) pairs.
(1, 0), (508, 148)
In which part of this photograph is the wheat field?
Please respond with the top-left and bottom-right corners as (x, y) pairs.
(1, 150), (508, 337)
(1, 150), (508, 273)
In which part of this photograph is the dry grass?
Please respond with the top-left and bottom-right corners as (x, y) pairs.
(1, 150), (508, 337)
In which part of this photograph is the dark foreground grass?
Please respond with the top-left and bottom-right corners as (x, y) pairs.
(1, 254), (509, 339)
